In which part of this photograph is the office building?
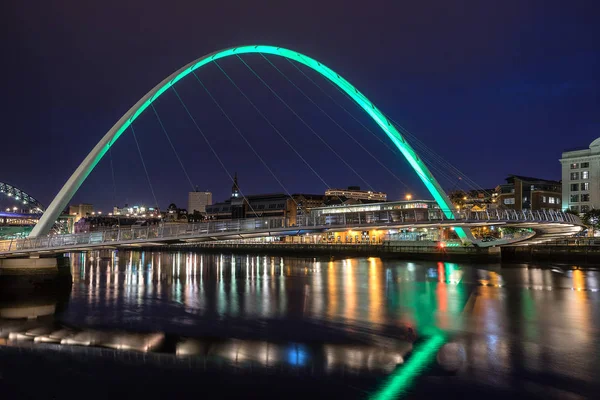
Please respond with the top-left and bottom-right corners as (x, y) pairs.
(113, 204), (159, 217)
(448, 189), (498, 211)
(325, 186), (387, 202)
(69, 203), (94, 222)
(495, 175), (561, 211)
(560, 137), (600, 213)
(188, 190), (212, 214)
(205, 174), (324, 224)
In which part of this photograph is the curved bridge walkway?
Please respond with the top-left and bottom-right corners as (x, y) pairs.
(0, 210), (582, 257)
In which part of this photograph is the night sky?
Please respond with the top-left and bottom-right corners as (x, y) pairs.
(1, 1), (599, 212)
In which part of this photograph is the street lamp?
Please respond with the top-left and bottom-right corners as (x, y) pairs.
(405, 194), (412, 201)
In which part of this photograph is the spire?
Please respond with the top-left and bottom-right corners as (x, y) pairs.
(231, 172), (240, 198)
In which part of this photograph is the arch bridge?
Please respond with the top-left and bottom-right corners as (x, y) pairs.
(13, 45), (582, 250)
(0, 182), (45, 213)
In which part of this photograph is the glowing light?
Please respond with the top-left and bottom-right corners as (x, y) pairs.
(371, 335), (446, 400)
(405, 194), (412, 200)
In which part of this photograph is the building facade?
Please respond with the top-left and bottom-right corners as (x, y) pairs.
(205, 174), (324, 224)
(188, 190), (212, 214)
(113, 204), (159, 217)
(325, 186), (387, 202)
(560, 138), (600, 213)
(448, 189), (497, 211)
(495, 175), (561, 211)
(69, 203), (94, 222)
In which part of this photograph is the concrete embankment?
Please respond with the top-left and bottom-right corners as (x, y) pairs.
(0, 255), (71, 276)
(141, 243), (502, 263)
(502, 245), (600, 265)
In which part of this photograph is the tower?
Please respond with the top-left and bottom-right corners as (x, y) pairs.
(231, 172), (240, 199)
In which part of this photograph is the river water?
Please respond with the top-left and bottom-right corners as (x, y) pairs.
(1, 251), (600, 398)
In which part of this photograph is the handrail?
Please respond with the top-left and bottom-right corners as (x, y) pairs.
(0, 210), (582, 254)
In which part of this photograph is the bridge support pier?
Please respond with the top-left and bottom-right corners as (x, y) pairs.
(0, 256), (71, 276)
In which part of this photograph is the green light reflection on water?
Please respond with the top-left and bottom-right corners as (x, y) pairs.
(370, 334), (446, 400)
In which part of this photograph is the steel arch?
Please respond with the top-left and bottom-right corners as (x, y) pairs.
(30, 45), (470, 241)
(0, 182), (45, 212)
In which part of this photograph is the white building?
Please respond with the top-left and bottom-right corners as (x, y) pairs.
(112, 204), (158, 217)
(325, 186), (387, 202)
(188, 191), (212, 214)
(560, 137), (600, 213)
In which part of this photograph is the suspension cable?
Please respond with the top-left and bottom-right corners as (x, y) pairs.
(130, 124), (159, 209)
(236, 55), (375, 192)
(191, 70), (298, 207)
(288, 57), (490, 195)
(385, 114), (494, 195)
(150, 103), (195, 191)
(213, 60), (333, 193)
(261, 53), (412, 192)
(214, 60), (353, 211)
(171, 85), (258, 216)
(284, 57), (467, 192)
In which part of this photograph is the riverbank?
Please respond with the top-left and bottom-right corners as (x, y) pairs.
(137, 242), (600, 265)
(141, 242), (502, 263)
(502, 245), (600, 264)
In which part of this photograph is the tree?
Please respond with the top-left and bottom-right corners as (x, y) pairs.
(448, 190), (467, 209)
(582, 209), (600, 236)
(188, 210), (205, 223)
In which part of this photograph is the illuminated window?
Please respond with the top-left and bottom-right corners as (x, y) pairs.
(582, 171), (589, 179)
(542, 196), (547, 202)
(570, 163), (579, 169)
(549, 197), (556, 204)
(582, 182), (590, 191)
(503, 198), (515, 205)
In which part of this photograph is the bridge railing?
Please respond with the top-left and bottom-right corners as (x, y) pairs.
(0, 209), (582, 254)
(296, 209), (582, 227)
(0, 216), (291, 253)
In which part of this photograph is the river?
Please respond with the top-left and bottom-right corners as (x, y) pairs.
(1, 250), (599, 398)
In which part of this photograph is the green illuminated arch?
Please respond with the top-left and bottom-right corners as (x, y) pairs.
(30, 45), (470, 240)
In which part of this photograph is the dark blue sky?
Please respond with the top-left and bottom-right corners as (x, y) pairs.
(1, 0), (598, 211)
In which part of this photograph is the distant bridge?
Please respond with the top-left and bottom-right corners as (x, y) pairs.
(0, 210), (582, 258)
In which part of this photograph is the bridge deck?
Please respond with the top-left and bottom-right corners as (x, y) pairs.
(0, 210), (582, 257)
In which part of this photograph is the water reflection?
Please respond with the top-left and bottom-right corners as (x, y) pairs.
(65, 251), (478, 337)
(2, 252), (600, 395)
